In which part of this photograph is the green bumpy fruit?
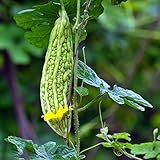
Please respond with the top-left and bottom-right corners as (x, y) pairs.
(40, 7), (73, 138)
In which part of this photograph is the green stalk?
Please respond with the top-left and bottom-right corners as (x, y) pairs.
(73, 0), (81, 31)
(122, 150), (143, 160)
(99, 101), (104, 128)
(79, 47), (87, 105)
(73, 57), (80, 158)
(78, 94), (104, 112)
(59, 0), (65, 9)
(80, 142), (103, 154)
(73, 0), (81, 158)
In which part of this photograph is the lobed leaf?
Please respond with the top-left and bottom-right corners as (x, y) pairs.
(14, 1), (60, 48)
(77, 61), (153, 111)
(78, 60), (110, 90)
(6, 136), (37, 155)
(54, 145), (77, 159)
(75, 86), (89, 96)
(6, 136), (76, 160)
(14, 0), (103, 48)
(112, 132), (131, 141)
(108, 85), (153, 111)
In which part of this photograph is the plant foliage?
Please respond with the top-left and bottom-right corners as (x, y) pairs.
(6, 136), (77, 160)
(97, 127), (160, 159)
(14, 0), (103, 48)
(77, 60), (153, 111)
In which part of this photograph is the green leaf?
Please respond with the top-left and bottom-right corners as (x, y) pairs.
(36, 142), (57, 159)
(108, 85), (153, 111)
(131, 142), (160, 159)
(102, 142), (113, 148)
(14, 1), (60, 48)
(98, 1), (135, 33)
(78, 60), (110, 91)
(77, 61), (153, 111)
(158, 135), (160, 141)
(111, 0), (127, 5)
(115, 142), (132, 149)
(96, 133), (111, 143)
(100, 140), (132, 150)
(96, 127), (109, 141)
(6, 136), (76, 160)
(112, 132), (131, 141)
(54, 145), (77, 160)
(87, 0), (104, 19)
(24, 25), (53, 48)
(75, 86), (89, 96)
(14, 0), (103, 48)
(6, 136), (37, 155)
(96, 133), (104, 140)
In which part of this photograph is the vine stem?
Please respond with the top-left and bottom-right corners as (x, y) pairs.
(73, 0), (81, 31)
(79, 46), (86, 105)
(73, 0), (81, 158)
(66, 0), (90, 159)
(122, 150), (143, 160)
(67, 0), (90, 106)
(99, 101), (104, 128)
(78, 94), (104, 112)
(59, 0), (64, 9)
(73, 57), (80, 158)
(80, 142), (103, 154)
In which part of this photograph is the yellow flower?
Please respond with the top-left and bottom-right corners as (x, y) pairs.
(41, 106), (73, 122)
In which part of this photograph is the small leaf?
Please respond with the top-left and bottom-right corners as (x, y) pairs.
(157, 135), (160, 141)
(116, 142), (132, 149)
(112, 132), (131, 141)
(102, 141), (132, 149)
(102, 142), (113, 148)
(100, 127), (109, 135)
(96, 127), (109, 141)
(75, 86), (89, 96)
(96, 133), (104, 139)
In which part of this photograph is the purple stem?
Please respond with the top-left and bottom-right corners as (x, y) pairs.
(2, 51), (34, 140)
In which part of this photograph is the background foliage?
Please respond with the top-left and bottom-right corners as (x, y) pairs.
(0, 0), (160, 159)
